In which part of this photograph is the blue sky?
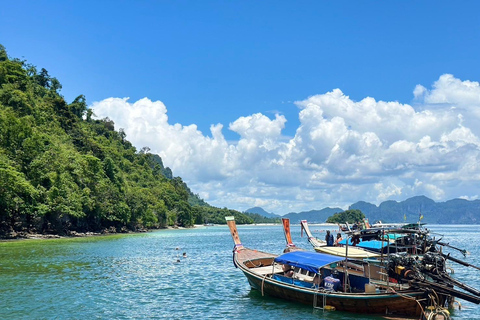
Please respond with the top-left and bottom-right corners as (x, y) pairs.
(2, 1), (480, 214)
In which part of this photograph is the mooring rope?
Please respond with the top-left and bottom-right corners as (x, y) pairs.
(387, 287), (426, 320)
(261, 275), (266, 296)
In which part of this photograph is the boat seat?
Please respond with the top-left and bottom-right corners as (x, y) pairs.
(272, 274), (315, 288)
(252, 265), (284, 275)
(295, 274), (314, 282)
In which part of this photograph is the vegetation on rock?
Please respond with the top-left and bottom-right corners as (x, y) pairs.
(0, 45), (267, 238)
(326, 209), (365, 224)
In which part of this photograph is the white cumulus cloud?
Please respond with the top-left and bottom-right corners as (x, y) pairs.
(91, 74), (480, 214)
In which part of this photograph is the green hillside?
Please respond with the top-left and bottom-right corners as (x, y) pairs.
(0, 45), (256, 238)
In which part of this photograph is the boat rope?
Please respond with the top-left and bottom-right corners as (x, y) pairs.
(424, 290), (442, 319)
(386, 287), (426, 319)
(428, 289), (440, 308)
(244, 258), (262, 268)
(425, 307), (451, 320)
(446, 266), (455, 274)
(261, 275), (266, 296)
(451, 300), (462, 310)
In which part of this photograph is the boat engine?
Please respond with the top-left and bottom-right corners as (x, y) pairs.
(387, 249), (480, 305)
(387, 253), (422, 283)
(421, 252), (447, 275)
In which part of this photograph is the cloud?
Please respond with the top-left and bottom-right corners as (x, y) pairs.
(91, 74), (480, 214)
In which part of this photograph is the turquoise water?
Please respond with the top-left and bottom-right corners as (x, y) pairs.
(1, 225), (479, 319)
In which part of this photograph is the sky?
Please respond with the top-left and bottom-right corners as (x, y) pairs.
(2, 1), (480, 214)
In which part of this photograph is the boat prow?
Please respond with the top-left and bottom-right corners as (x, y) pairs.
(282, 218), (304, 252)
(300, 219), (327, 247)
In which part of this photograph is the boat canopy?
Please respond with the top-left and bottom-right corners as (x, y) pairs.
(338, 239), (386, 251)
(315, 246), (380, 258)
(273, 251), (344, 274)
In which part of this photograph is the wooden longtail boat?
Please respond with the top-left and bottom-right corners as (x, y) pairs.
(300, 220), (381, 258)
(226, 216), (448, 317)
(299, 219), (480, 306)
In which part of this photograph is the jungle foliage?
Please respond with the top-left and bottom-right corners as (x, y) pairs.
(0, 45), (262, 238)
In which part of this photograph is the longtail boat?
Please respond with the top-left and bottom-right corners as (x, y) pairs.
(297, 219), (480, 310)
(225, 216), (471, 318)
(300, 220), (381, 258)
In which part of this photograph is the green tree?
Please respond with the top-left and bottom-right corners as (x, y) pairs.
(0, 44), (261, 238)
(326, 209), (365, 224)
(0, 156), (38, 233)
(0, 44), (7, 62)
(69, 95), (87, 118)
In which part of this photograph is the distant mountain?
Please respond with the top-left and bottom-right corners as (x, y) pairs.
(246, 207), (343, 223)
(283, 208), (344, 223)
(247, 195), (480, 225)
(245, 207), (279, 218)
(350, 196), (480, 224)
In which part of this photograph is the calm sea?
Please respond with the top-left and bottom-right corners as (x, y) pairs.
(1, 224), (479, 319)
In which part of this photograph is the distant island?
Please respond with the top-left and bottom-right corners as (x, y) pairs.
(246, 195), (480, 225)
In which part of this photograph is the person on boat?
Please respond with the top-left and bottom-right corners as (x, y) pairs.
(323, 270), (341, 291)
(282, 264), (294, 277)
(351, 234), (361, 246)
(334, 233), (343, 246)
(313, 274), (322, 288)
(325, 230), (334, 246)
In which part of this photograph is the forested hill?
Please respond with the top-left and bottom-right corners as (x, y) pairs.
(0, 45), (260, 238)
(250, 196), (480, 224)
(349, 196), (480, 224)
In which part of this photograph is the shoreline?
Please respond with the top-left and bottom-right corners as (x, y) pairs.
(2, 222), (477, 242)
(0, 225), (207, 242)
(0, 223), (283, 241)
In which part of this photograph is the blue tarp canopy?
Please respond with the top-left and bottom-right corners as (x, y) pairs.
(273, 251), (344, 274)
(338, 239), (386, 251)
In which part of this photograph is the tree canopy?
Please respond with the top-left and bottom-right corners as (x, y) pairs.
(326, 209), (365, 224)
(0, 45), (268, 238)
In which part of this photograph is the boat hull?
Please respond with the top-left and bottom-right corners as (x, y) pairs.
(243, 269), (422, 316)
(235, 250), (424, 317)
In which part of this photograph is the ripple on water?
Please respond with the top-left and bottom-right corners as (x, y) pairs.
(1, 225), (480, 319)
